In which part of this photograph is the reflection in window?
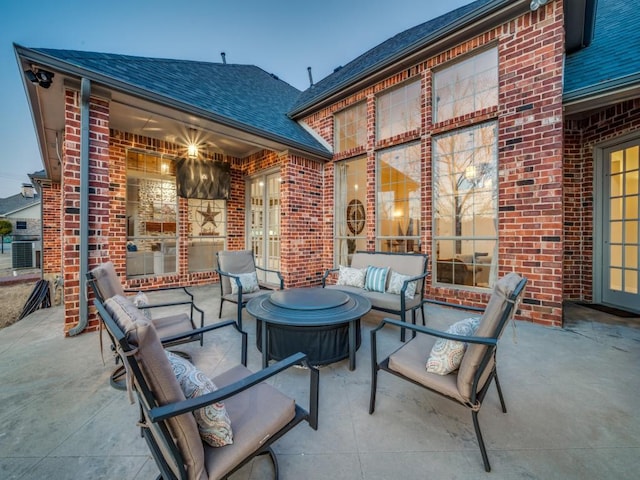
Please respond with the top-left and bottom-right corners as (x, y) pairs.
(335, 157), (367, 266)
(126, 151), (177, 277)
(434, 47), (498, 123)
(335, 102), (367, 153)
(376, 143), (421, 253)
(187, 199), (226, 273)
(433, 122), (497, 288)
(377, 80), (421, 140)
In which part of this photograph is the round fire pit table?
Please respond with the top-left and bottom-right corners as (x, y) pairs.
(246, 287), (371, 370)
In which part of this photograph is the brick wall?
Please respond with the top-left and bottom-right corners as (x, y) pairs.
(303, 4), (566, 326)
(563, 98), (640, 301)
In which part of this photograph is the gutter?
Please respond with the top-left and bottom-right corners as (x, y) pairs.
(14, 45), (332, 161)
(68, 77), (91, 336)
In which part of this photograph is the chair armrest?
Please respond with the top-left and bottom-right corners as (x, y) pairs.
(371, 317), (497, 346)
(149, 351), (319, 431)
(423, 298), (485, 313)
(321, 268), (339, 287)
(125, 285), (195, 302)
(255, 265), (284, 289)
(159, 319), (248, 366)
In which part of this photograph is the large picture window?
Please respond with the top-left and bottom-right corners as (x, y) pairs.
(334, 102), (367, 153)
(376, 79), (421, 140)
(334, 157), (367, 266)
(433, 47), (498, 123)
(376, 143), (421, 253)
(433, 122), (498, 288)
(126, 151), (178, 277)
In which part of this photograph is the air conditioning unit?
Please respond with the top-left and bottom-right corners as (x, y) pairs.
(12, 241), (35, 269)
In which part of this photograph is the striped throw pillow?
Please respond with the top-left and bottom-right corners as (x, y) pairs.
(365, 266), (389, 293)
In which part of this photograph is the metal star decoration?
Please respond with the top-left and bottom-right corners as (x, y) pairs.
(197, 202), (220, 228)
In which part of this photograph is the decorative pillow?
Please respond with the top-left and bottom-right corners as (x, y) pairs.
(386, 270), (417, 299)
(229, 271), (260, 295)
(132, 291), (152, 320)
(336, 265), (366, 288)
(165, 351), (233, 447)
(426, 317), (481, 375)
(365, 266), (389, 293)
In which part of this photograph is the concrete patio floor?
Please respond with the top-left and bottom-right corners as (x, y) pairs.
(1, 285), (639, 479)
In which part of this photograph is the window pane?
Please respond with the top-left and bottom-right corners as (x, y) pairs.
(434, 47), (498, 123)
(433, 122), (498, 288)
(335, 157), (367, 266)
(187, 199), (226, 272)
(376, 143), (421, 253)
(126, 151), (178, 277)
(335, 102), (367, 152)
(376, 80), (421, 140)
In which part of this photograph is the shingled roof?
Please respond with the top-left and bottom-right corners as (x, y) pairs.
(28, 48), (330, 157)
(564, 0), (640, 101)
(288, 0), (499, 117)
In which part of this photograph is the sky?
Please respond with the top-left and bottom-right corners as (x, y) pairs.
(0, 0), (472, 198)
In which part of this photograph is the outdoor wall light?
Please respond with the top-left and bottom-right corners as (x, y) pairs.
(530, 0), (549, 11)
(187, 144), (199, 158)
(24, 68), (55, 88)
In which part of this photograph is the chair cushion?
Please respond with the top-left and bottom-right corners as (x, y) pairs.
(336, 265), (366, 288)
(365, 266), (389, 293)
(388, 335), (465, 404)
(426, 317), (480, 375)
(229, 271), (260, 295)
(204, 365), (297, 480)
(166, 351), (233, 447)
(90, 261), (126, 300)
(152, 313), (194, 340)
(386, 270), (417, 299)
(457, 272), (524, 400)
(104, 295), (207, 480)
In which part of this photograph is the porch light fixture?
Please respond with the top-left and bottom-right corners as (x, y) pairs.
(24, 68), (54, 88)
(187, 144), (199, 158)
(530, 0), (549, 11)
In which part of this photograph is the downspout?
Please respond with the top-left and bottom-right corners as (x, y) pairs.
(69, 77), (91, 335)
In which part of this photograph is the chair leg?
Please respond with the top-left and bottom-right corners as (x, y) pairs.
(472, 410), (491, 472)
(218, 298), (224, 318)
(110, 365), (127, 391)
(494, 373), (507, 413)
(369, 330), (378, 414)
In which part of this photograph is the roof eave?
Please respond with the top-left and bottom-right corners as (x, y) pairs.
(289, 0), (529, 118)
(563, 73), (640, 117)
(15, 45), (331, 161)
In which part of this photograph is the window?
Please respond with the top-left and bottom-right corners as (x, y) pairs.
(335, 102), (367, 153)
(126, 151), (178, 277)
(16, 221), (27, 230)
(187, 198), (226, 273)
(433, 47), (498, 123)
(334, 157), (367, 266)
(433, 122), (498, 288)
(376, 80), (421, 140)
(376, 143), (421, 253)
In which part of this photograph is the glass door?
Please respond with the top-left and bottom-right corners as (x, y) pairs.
(602, 141), (639, 312)
(248, 172), (281, 283)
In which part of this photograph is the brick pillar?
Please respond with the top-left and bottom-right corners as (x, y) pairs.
(61, 88), (110, 334)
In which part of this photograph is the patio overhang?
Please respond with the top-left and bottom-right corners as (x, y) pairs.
(14, 44), (332, 185)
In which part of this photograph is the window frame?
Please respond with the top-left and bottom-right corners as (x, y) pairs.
(433, 46), (498, 124)
(334, 102), (367, 153)
(432, 121), (498, 289)
(376, 79), (422, 141)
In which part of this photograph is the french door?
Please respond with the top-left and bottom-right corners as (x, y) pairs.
(247, 171), (281, 284)
(600, 140), (639, 312)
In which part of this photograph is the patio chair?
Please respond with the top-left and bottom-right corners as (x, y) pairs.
(94, 294), (319, 480)
(216, 250), (284, 330)
(87, 261), (206, 390)
(369, 272), (527, 472)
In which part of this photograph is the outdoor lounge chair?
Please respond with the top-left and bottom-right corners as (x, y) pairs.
(369, 272), (527, 472)
(87, 261), (206, 390)
(94, 294), (319, 480)
(216, 250), (284, 330)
